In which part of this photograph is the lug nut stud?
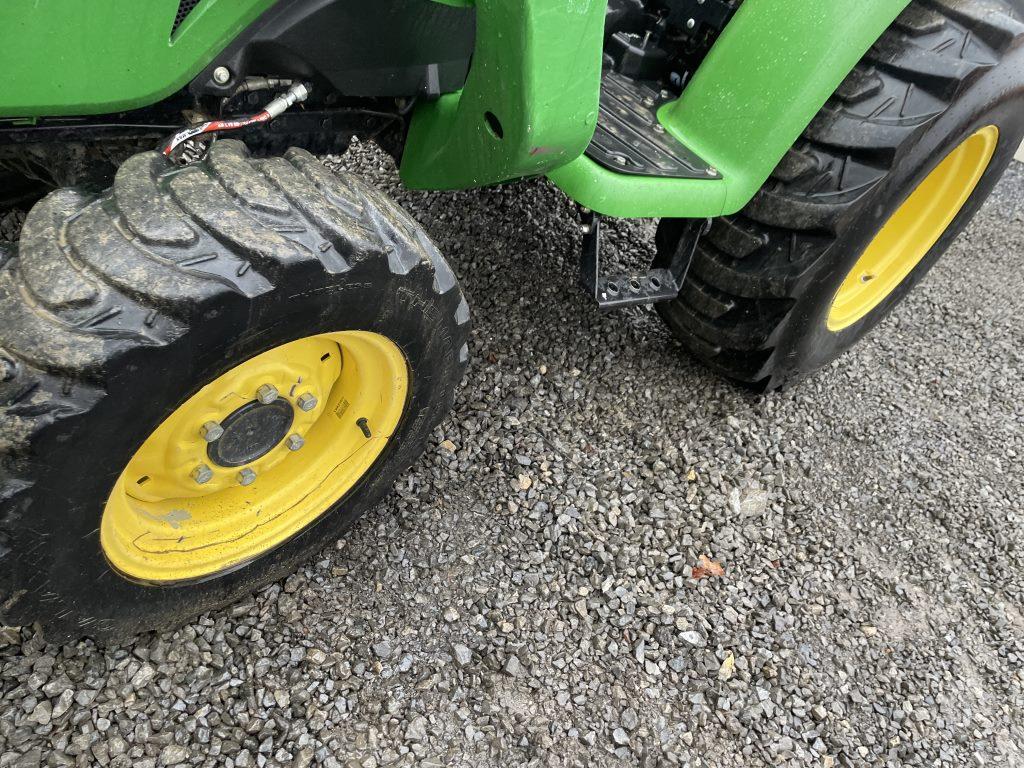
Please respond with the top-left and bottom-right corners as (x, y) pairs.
(286, 434), (305, 451)
(200, 421), (224, 442)
(296, 392), (318, 412)
(191, 464), (213, 485)
(256, 383), (279, 404)
(238, 468), (257, 486)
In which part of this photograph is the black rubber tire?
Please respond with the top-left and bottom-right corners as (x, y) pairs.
(656, 0), (1024, 389)
(0, 139), (470, 642)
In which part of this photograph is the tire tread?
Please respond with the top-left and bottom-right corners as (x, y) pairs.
(657, 0), (1022, 387)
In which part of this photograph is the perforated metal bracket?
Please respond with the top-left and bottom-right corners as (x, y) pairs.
(579, 210), (710, 310)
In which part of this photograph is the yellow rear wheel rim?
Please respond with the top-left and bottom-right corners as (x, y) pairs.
(101, 331), (409, 583)
(827, 125), (1000, 332)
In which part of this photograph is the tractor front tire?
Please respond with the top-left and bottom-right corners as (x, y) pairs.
(0, 140), (469, 641)
(656, 0), (1024, 389)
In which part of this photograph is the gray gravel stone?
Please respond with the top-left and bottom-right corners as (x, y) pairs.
(157, 745), (189, 766)
(371, 640), (394, 660)
(1, 145), (1023, 768)
(452, 643), (472, 667)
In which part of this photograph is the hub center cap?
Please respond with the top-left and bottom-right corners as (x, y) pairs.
(208, 399), (295, 467)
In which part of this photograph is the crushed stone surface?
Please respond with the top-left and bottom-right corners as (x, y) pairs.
(1, 145), (1023, 767)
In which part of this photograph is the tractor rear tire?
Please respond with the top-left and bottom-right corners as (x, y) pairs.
(0, 140), (469, 641)
(655, 0), (1024, 389)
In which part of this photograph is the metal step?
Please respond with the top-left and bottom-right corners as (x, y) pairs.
(585, 71), (719, 180)
(579, 211), (709, 309)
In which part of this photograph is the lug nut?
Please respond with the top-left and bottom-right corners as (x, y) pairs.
(191, 464), (213, 485)
(212, 66), (232, 85)
(256, 383), (279, 404)
(296, 392), (318, 412)
(286, 434), (305, 451)
(200, 421), (224, 442)
(238, 468), (257, 486)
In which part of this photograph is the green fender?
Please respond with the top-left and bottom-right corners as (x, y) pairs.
(405, 0), (915, 219)
(400, 0), (607, 189)
(0, 0), (275, 117)
(549, 0), (915, 217)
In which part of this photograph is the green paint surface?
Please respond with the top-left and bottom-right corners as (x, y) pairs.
(548, 0), (913, 217)
(3, 0), (914, 220)
(400, 0), (606, 189)
(0, 0), (275, 117)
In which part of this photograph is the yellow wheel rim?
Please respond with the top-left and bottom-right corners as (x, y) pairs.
(827, 125), (1000, 332)
(101, 331), (409, 583)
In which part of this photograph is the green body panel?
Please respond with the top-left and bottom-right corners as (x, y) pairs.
(399, 0), (606, 189)
(2, 0), (915, 221)
(0, 0), (275, 117)
(400, 0), (912, 217)
(548, 0), (913, 217)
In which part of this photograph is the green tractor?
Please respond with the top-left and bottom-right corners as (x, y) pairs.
(1, 0), (1021, 640)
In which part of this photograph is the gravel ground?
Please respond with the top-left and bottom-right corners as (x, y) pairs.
(2, 145), (1024, 768)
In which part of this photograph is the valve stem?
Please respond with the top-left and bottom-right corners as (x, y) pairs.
(356, 418), (372, 438)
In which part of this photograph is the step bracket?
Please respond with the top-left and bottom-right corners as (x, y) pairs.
(579, 211), (710, 309)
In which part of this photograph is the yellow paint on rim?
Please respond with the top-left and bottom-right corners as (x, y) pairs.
(101, 331), (409, 583)
(827, 125), (1000, 332)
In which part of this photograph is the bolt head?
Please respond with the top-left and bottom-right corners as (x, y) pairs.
(256, 383), (279, 405)
(238, 468), (257, 486)
(614, 155), (627, 166)
(654, 124), (666, 134)
(191, 464), (213, 485)
(686, 18), (696, 29)
(296, 393), (318, 412)
(286, 434), (305, 452)
(212, 66), (232, 85)
(200, 421), (224, 442)
(706, 167), (718, 177)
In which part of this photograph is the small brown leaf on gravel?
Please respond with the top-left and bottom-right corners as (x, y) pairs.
(692, 555), (725, 580)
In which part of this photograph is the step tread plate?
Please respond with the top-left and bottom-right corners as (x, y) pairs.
(585, 71), (720, 180)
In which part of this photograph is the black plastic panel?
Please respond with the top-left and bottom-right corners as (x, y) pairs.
(191, 0), (475, 99)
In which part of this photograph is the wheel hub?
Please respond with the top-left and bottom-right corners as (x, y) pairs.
(100, 331), (410, 583)
(207, 399), (295, 468)
(827, 125), (1000, 332)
